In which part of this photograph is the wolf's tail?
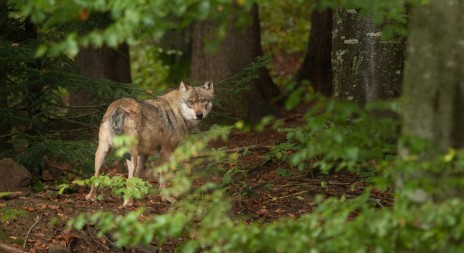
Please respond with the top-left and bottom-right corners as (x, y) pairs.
(110, 107), (125, 137)
(109, 108), (131, 160)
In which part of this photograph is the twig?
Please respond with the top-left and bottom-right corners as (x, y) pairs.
(43, 113), (99, 129)
(220, 145), (274, 153)
(369, 198), (385, 208)
(262, 190), (309, 205)
(23, 215), (40, 253)
(47, 102), (109, 109)
(286, 178), (352, 186)
(49, 127), (95, 134)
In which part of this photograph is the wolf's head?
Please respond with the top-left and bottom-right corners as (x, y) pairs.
(179, 81), (214, 121)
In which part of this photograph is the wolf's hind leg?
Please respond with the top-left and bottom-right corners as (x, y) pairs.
(135, 155), (147, 178)
(86, 142), (110, 201)
(123, 150), (139, 207)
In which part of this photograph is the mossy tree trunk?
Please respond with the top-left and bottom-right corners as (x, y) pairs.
(400, 0), (464, 204)
(332, 8), (405, 104)
(295, 7), (333, 96)
(402, 0), (464, 150)
(190, 4), (280, 123)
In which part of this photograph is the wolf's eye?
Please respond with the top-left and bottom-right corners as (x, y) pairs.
(200, 98), (208, 103)
(187, 100), (194, 106)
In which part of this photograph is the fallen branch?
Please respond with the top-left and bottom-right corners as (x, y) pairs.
(0, 243), (22, 253)
(0, 191), (29, 200)
(22, 215), (40, 253)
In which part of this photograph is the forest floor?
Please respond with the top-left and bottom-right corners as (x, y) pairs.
(0, 103), (393, 253)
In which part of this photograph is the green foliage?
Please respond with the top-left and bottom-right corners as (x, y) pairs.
(112, 135), (138, 158)
(130, 42), (171, 90)
(2, 136), (96, 175)
(0, 208), (27, 223)
(60, 175), (154, 202)
(62, 100), (464, 252)
(259, 0), (311, 54)
(271, 95), (399, 174)
(0, 3), (144, 175)
(13, 0), (256, 57)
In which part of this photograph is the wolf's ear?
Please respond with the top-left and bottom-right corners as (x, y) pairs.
(180, 81), (189, 93)
(204, 81), (214, 93)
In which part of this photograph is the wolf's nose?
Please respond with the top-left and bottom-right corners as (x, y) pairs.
(195, 112), (203, 119)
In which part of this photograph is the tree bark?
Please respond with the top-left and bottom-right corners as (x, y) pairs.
(190, 4), (280, 123)
(400, 0), (464, 205)
(331, 8), (405, 104)
(403, 0), (464, 150)
(295, 8), (333, 96)
(67, 43), (131, 138)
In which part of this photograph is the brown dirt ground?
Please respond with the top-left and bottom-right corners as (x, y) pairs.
(0, 103), (393, 253)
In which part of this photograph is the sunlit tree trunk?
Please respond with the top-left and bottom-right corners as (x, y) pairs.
(296, 7), (333, 96)
(190, 4), (280, 123)
(332, 8), (405, 104)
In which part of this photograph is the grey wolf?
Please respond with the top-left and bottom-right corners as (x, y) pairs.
(86, 81), (214, 206)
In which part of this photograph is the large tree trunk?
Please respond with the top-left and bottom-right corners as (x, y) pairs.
(190, 4), (280, 123)
(400, 0), (464, 205)
(332, 8), (405, 104)
(68, 43), (131, 139)
(72, 43), (131, 111)
(402, 1), (464, 150)
(295, 8), (333, 96)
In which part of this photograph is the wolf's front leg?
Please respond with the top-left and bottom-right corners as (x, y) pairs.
(159, 149), (177, 203)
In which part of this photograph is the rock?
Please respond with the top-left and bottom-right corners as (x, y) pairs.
(0, 158), (32, 192)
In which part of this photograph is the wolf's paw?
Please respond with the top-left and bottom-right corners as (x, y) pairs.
(122, 198), (134, 207)
(85, 192), (97, 201)
(162, 195), (177, 203)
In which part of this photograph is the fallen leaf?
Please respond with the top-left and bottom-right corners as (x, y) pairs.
(35, 232), (46, 237)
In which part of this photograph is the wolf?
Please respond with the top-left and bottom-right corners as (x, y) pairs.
(85, 81), (214, 206)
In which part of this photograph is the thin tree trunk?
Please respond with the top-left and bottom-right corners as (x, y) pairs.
(296, 7), (333, 96)
(190, 4), (280, 123)
(332, 8), (405, 104)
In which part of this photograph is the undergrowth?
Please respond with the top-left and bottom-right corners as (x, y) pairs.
(64, 95), (464, 252)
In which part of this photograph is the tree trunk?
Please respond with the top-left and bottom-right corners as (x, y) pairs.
(331, 8), (405, 104)
(190, 4), (280, 123)
(72, 43), (131, 105)
(295, 8), (333, 96)
(400, 0), (464, 205)
(402, 0), (464, 151)
(68, 43), (131, 138)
